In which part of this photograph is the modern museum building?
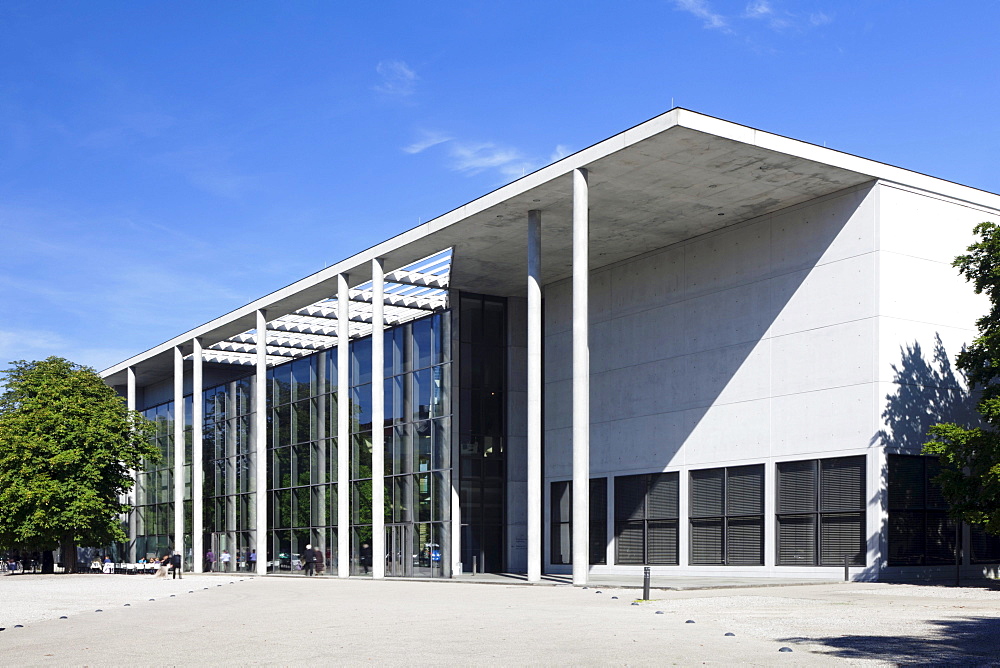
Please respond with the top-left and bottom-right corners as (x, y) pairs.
(101, 109), (1000, 583)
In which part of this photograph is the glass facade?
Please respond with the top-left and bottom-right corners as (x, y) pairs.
(135, 401), (175, 563)
(205, 376), (256, 571)
(134, 310), (452, 577)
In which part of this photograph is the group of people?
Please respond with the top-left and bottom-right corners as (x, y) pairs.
(3, 551), (41, 574)
(152, 551), (184, 579)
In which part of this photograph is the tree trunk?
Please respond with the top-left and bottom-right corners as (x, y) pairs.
(60, 536), (77, 574)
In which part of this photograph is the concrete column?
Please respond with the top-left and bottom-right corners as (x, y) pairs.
(173, 346), (185, 564)
(255, 309), (268, 575)
(127, 366), (137, 563)
(192, 338), (204, 572)
(337, 273), (350, 578)
(572, 167), (590, 585)
(527, 210), (543, 582)
(371, 258), (386, 579)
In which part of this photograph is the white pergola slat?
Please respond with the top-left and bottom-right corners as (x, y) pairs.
(189, 249), (452, 368)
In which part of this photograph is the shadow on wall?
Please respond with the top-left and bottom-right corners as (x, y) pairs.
(873, 335), (979, 579)
(784, 614), (1000, 664)
(877, 334), (978, 455)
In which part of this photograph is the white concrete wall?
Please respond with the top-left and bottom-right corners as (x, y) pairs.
(543, 182), (883, 577)
(874, 182), (996, 577)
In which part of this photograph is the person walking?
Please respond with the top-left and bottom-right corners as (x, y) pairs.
(248, 550), (256, 572)
(220, 549), (231, 572)
(153, 554), (170, 579)
(205, 549), (215, 573)
(302, 544), (316, 576)
(314, 547), (325, 576)
(170, 550), (182, 579)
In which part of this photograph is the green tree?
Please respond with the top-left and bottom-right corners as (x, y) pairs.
(0, 357), (158, 572)
(924, 222), (1000, 535)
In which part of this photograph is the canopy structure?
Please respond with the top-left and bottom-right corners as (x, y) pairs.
(193, 249), (451, 367)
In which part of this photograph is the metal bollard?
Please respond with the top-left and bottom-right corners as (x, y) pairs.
(472, 555), (477, 576)
(643, 566), (651, 600)
(844, 554), (850, 582)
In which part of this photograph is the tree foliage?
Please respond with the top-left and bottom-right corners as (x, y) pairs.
(924, 222), (1000, 535)
(0, 357), (158, 558)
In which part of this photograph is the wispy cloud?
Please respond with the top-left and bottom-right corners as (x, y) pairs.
(401, 131), (570, 181)
(675, 0), (833, 34)
(155, 145), (255, 199)
(374, 60), (418, 97)
(403, 129), (452, 154)
(673, 0), (729, 31)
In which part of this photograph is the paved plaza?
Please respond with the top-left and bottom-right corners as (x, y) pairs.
(2, 574), (1000, 666)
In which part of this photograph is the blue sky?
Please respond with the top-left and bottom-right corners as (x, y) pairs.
(2, 0), (999, 373)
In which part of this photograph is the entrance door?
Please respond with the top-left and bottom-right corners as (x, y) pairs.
(385, 525), (412, 577)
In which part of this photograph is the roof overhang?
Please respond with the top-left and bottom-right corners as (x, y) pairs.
(102, 108), (1000, 387)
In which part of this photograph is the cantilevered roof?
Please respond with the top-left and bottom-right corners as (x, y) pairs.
(102, 108), (1000, 387)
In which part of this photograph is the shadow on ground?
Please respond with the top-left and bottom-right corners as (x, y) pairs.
(787, 616), (1000, 666)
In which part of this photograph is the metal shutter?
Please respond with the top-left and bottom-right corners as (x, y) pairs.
(777, 515), (815, 565)
(970, 525), (1000, 564)
(647, 519), (678, 565)
(615, 475), (646, 521)
(819, 512), (864, 565)
(888, 455), (925, 510)
(888, 510), (923, 565)
(690, 518), (723, 564)
(925, 512), (958, 564)
(648, 473), (679, 520)
(615, 521), (645, 564)
(925, 459), (949, 510)
(778, 460), (816, 513)
(727, 517), (763, 565)
(690, 469), (724, 518)
(727, 465), (764, 516)
(820, 457), (865, 512)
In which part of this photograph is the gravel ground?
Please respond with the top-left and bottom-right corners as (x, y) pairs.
(1, 575), (999, 666)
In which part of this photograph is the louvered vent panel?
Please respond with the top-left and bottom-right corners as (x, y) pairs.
(690, 519), (723, 564)
(615, 521), (645, 564)
(820, 457), (865, 512)
(888, 455), (925, 510)
(819, 512), (864, 565)
(727, 517), (763, 565)
(647, 473), (678, 520)
(925, 512), (958, 564)
(778, 461), (816, 513)
(647, 520), (678, 565)
(777, 515), (815, 566)
(690, 469), (724, 518)
(615, 475), (646, 521)
(727, 465), (764, 516)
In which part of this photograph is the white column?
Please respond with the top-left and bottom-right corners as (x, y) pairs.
(127, 366), (137, 563)
(255, 309), (268, 575)
(173, 346), (185, 564)
(337, 273), (351, 578)
(572, 167), (590, 585)
(371, 258), (386, 579)
(527, 210), (543, 582)
(192, 337), (204, 572)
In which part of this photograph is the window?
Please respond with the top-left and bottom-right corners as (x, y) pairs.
(888, 454), (956, 566)
(615, 472), (678, 565)
(690, 465), (764, 565)
(970, 525), (1000, 564)
(550, 478), (608, 565)
(776, 456), (866, 566)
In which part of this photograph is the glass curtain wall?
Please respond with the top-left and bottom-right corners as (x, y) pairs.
(135, 401), (174, 562)
(204, 377), (256, 572)
(269, 353), (337, 573)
